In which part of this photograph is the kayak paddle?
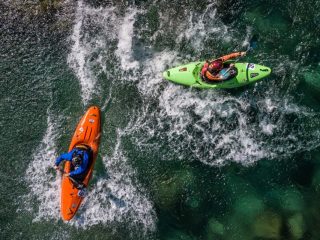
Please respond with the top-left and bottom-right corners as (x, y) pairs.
(55, 166), (85, 190)
(246, 34), (258, 53)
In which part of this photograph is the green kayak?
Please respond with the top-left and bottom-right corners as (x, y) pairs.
(162, 61), (271, 89)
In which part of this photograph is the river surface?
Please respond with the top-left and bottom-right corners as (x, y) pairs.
(1, 0), (320, 239)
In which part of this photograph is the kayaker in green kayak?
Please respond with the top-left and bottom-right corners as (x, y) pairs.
(162, 35), (272, 89)
(201, 52), (246, 82)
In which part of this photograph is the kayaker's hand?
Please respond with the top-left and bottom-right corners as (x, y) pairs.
(65, 173), (70, 177)
(54, 165), (59, 171)
(240, 52), (246, 57)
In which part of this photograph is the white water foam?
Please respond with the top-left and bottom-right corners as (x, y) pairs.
(138, 50), (178, 96)
(137, 86), (268, 164)
(68, 1), (144, 104)
(116, 9), (139, 71)
(129, 75), (319, 165)
(24, 110), (61, 221)
(178, 3), (229, 50)
(68, 0), (91, 104)
(67, 0), (118, 105)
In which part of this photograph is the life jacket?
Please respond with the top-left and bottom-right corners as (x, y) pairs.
(71, 144), (90, 168)
(201, 61), (223, 81)
(201, 52), (243, 82)
(205, 69), (222, 81)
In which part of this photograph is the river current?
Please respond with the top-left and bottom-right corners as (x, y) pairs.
(1, 0), (320, 239)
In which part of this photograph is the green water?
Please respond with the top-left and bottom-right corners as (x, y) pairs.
(1, 0), (320, 239)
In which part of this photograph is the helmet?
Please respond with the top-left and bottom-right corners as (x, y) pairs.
(72, 155), (82, 166)
(210, 60), (223, 70)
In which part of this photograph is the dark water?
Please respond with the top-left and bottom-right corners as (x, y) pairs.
(1, 0), (320, 239)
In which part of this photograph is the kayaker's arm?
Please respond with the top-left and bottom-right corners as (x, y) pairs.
(219, 52), (246, 62)
(54, 150), (75, 166)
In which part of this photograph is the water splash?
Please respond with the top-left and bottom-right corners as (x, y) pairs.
(24, 110), (61, 221)
(178, 3), (229, 50)
(138, 50), (178, 95)
(67, 0), (117, 105)
(68, 0), (91, 104)
(116, 9), (139, 71)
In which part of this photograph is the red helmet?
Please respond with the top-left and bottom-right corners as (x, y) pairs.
(210, 60), (223, 70)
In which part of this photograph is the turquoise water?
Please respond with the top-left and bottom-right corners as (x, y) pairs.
(1, 0), (320, 239)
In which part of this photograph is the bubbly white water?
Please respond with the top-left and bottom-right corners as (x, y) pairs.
(116, 9), (139, 71)
(67, 0), (118, 105)
(178, 3), (229, 50)
(138, 51), (178, 95)
(68, 0), (91, 104)
(24, 110), (61, 221)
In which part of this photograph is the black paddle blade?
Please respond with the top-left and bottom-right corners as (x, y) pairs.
(249, 34), (259, 50)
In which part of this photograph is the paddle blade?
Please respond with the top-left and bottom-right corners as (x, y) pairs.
(249, 34), (259, 50)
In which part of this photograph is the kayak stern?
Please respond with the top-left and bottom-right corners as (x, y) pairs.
(163, 62), (202, 86)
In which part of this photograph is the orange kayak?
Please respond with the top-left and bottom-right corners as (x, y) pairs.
(60, 106), (101, 221)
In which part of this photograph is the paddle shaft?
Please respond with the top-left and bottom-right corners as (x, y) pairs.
(221, 35), (258, 77)
(55, 166), (85, 189)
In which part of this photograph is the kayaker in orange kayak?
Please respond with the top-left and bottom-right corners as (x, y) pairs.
(201, 52), (246, 82)
(56, 106), (101, 221)
(54, 144), (92, 181)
